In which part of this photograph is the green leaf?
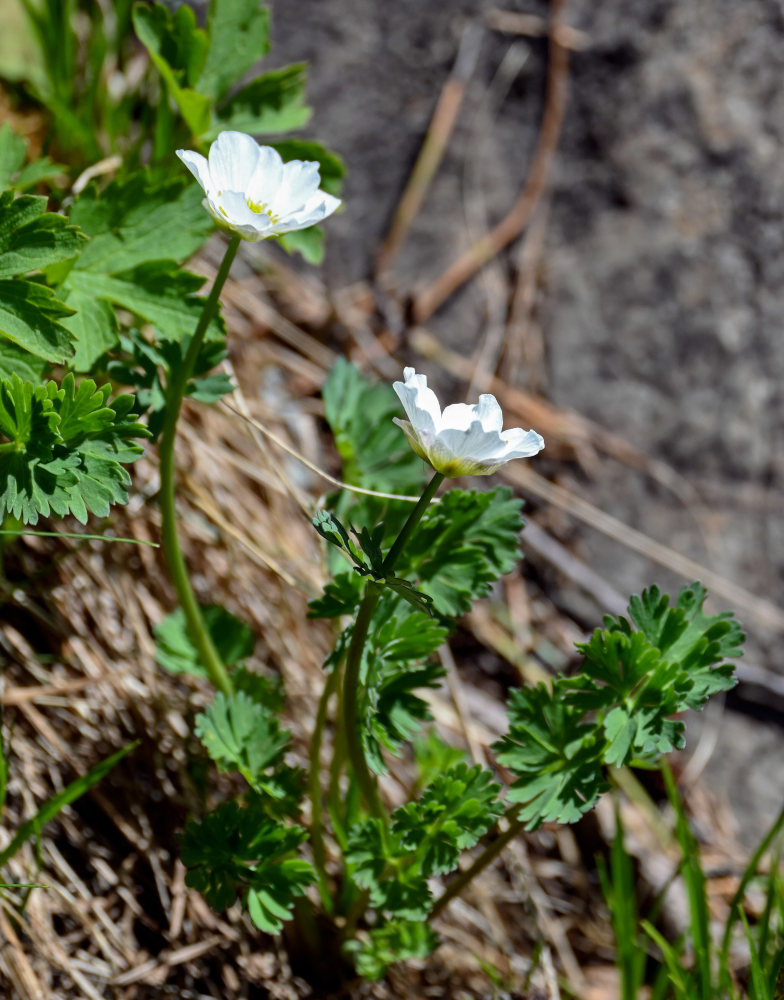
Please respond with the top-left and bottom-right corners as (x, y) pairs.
(277, 225), (325, 265)
(132, 2), (211, 136)
(210, 64), (310, 138)
(345, 919), (439, 980)
(66, 262), (220, 342)
(361, 594), (447, 772)
(603, 706), (636, 767)
(0, 191), (85, 278)
(64, 292), (118, 372)
(68, 174), (212, 274)
(0, 742), (138, 868)
(569, 583), (743, 762)
(195, 690), (290, 792)
(197, 0), (270, 101)
(181, 800), (312, 930)
(0, 126), (63, 194)
(402, 487), (525, 617)
(0, 278), (76, 363)
(108, 328), (231, 439)
(391, 763), (504, 876)
(0, 340), (46, 381)
(345, 818), (432, 919)
(494, 682), (607, 828)
(0, 190), (84, 364)
(13, 158), (65, 192)
(0, 126), (26, 190)
(0, 373), (146, 524)
(154, 603), (255, 678)
(60, 172), (216, 369)
(312, 509), (370, 574)
(307, 572), (362, 619)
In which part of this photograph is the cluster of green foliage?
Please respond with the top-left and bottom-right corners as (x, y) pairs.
(0, 0), (343, 525)
(177, 361), (746, 981)
(2, 0), (343, 261)
(0, 0), (341, 931)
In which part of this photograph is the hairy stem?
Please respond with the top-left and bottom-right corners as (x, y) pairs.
(340, 471), (443, 820)
(381, 471), (444, 574)
(157, 234), (241, 696)
(309, 666), (340, 912)
(341, 582), (383, 816)
(430, 805), (524, 917)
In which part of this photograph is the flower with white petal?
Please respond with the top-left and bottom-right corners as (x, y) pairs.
(393, 367), (544, 477)
(176, 131), (341, 242)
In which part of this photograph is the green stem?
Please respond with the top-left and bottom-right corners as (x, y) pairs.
(381, 471), (444, 574)
(430, 805), (524, 917)
(157, 234), (241, 696)
(342, 582), (383, 816)
(340, 471), (443, 820)
(328, 686), (350, 852)
(309, 667), (340, 913)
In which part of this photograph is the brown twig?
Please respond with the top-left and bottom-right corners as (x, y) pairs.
(376, 20), (484, 275)
(412, 0), (571, 323)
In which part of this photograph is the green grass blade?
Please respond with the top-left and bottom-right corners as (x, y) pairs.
(642, 920), (692, 1000)
(597, 799), (645, 1000)
(741, 909), (771, 1000)
(0, 742), (138, 869)
(719, 803), (784, 991)
(769, 944), (784, 998)
(662, 763), (713, 1000)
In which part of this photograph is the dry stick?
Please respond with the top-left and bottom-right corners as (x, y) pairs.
(376, 20), (484, 274)
(485, 7), (589, 50)
(413, 0), (570, 324)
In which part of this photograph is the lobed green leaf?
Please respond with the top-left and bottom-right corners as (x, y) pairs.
(155, 603), (255, 678)
(181, 800), (312, 930)
(0, 373), (146, 524)
(390, 763), (504, 876)
(345, 920), (439, 980)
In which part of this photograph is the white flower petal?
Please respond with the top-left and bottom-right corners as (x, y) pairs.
(245, 145), (285, 207)
(276, 191), (342, 233)
(474, 394), (503, 432)
(208, 131), (261, 193)
(393, 371), (441, 434)
(176, 149), (215, 199)
(273, 160), (322, 215)
(440, 402), (476, 433)
(497, 427), (545, 459)
(391, 367), (544, 477)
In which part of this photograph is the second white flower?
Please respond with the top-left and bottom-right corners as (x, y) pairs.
(393, 367), (544, 477)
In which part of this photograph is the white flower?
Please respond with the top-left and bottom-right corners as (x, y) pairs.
(176, 131), (341, 242)
(393, 367), (544, 477)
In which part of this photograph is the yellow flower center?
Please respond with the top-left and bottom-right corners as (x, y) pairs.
(246, 198), (280, 224)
